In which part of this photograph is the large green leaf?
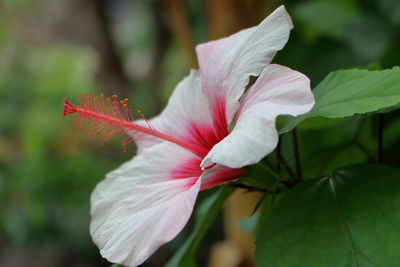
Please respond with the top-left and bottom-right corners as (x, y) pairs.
(255, 164), (400, 267)
(279, 67), (400, 133)
(166, 186), (234, 267)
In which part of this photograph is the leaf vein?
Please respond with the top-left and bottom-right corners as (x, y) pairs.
(346, 179), (400, 235)
(329, 175), (359, 267)
(300, 180), (328, 267)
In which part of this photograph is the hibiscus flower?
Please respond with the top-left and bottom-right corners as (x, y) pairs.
(64, 5), (314, 267)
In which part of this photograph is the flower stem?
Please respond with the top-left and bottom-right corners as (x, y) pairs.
(274, 139), (295, 178)
(291, 129), (302, 181)
(377, 114), (384, 164)
(276, 140), (281, 174)
(279, 155), (296, 178)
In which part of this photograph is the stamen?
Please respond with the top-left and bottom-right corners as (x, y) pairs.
(63, 94), (209, 157)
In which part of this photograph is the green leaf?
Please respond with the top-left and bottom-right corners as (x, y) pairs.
(294, 0), (358, 40)
(241, 164), (281, 190)
(255, 164), (400, 267)
(166, 186), (234, 267)
(279, 67), (400, 133)
(379, 0), (400, 26)
(345, 16), (391, 61)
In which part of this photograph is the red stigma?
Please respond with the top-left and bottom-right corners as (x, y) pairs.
(63, 98), (77, 116)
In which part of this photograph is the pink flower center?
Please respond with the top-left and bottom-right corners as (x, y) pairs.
(64, 93), (245, 190)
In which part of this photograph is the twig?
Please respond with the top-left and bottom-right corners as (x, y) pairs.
(353, 140), (375, 162)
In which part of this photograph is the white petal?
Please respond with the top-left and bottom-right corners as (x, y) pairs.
(90, 142), (201, 266)
(131, 70), (217, 153)
(195, 5), (293, 124)
(202, 64), (314, 168)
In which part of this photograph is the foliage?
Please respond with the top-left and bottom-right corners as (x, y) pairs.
(256, 164), (400, 266)
(166, 186), (234, 267)
(279, 67), (400, 133)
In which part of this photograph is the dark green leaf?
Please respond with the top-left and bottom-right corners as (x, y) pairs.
(279, 67), (400, 133)
(345, 16), (391, 61)
(166, 186), (234, 267)
(294, 0), (358, 40)
(379, 0), (400, 26)
(256, 164), (400, 267)
(242, 164), (281, 190)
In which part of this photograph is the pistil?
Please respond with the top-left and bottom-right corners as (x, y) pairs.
(63, 95), (209, 157)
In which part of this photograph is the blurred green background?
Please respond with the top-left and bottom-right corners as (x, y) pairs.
(0, 0), (398, 266)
